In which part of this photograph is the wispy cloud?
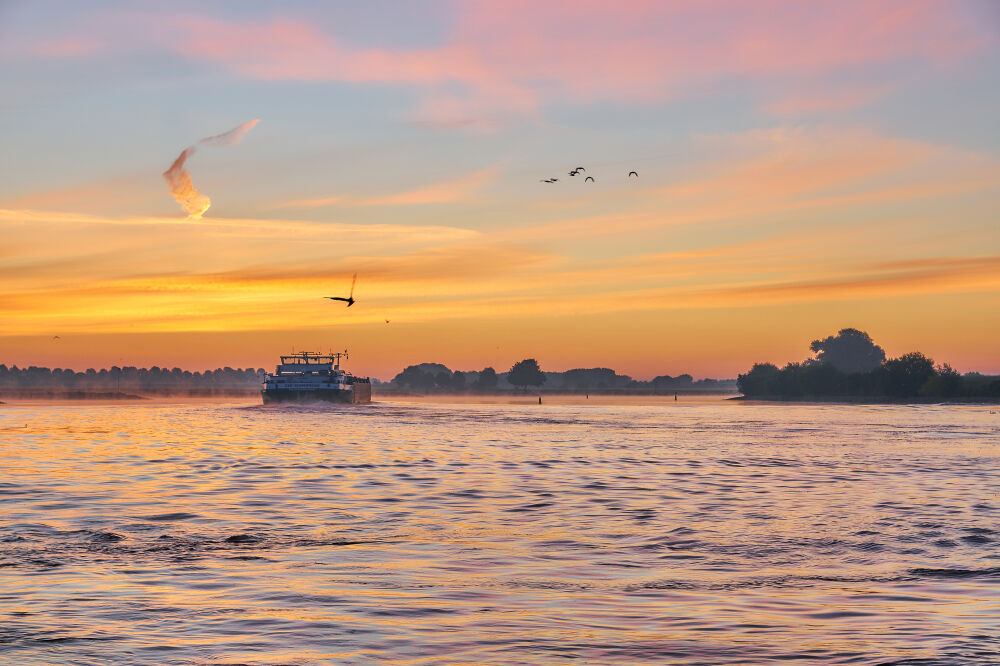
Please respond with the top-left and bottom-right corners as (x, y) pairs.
(14, 2), (989, 122)
(273, 196), (345, 209)
(353, 167), (497, 206)
(0, 208), (480, 292)
(694, 255), (1000, 305)
(272, 166), (498, 209)
(163, 119), (260, 218)
(765, 82), (896, 115)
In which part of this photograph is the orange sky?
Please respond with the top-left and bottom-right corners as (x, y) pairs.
(1, 3), (998, 378)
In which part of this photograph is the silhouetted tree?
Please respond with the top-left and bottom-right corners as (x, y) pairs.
(0, 364), (265, 393)
(508, 358), (546, 391)
(810, 328), (886, 373)
(880, 352), (936, 398)
(392, 366), (436, 391)
(562, 368), (630, 390)
(474, 367), (498, 391)
(650, 373), (694, 389)
(920, 363), (962, 397)
(451, 370), (467, 391)
(736, 363), (780, 396)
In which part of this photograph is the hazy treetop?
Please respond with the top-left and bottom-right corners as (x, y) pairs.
(810, 328), (886, 374)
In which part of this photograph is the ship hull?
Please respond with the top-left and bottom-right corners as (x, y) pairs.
(262, 384), (371, 404)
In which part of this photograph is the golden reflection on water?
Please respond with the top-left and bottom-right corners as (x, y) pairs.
(0, 398), (998, 663)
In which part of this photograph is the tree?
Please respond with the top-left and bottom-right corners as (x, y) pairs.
(508, 358), (546, 391)
(737, 363), (780, 397)
(475, 367), (498, 391)
(393, 366), (436, 391)
(651, 373), (693, 389)
(880, 352), (935, 397)
(451, 370), (467, 391)
(920, 363), (962, 397)
(434, 371), (453, 389)
(809, 328), (886, 373)
(562, 368), (630, 390)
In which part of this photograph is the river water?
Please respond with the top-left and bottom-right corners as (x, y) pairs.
(1, 397), (998, 664)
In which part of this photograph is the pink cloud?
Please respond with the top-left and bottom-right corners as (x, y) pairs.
(19, 2), (989, 119)
(765, 83), (896, 115)
(32, 37), (103, 58)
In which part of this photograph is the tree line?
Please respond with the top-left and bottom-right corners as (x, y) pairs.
(0, 358), (737, 396)
(737, 328), (1000, 400)
(0, 364), (265, 394)
(390, 359), (735, 393)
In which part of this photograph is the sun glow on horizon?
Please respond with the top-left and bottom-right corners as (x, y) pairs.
(1, 2), (997, 376)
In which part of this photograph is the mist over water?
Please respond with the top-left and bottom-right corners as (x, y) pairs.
(1, 399), (999, 664)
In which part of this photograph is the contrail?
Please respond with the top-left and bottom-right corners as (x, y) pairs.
(198, 119), (260, 147)
(163, 119), (260, 219)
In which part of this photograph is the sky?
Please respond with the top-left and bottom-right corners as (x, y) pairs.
(1, 0), (999, 379)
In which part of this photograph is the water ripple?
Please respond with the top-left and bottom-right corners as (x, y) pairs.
(1, 399), (998, 663)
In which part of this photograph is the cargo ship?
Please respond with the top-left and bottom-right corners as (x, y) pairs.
(261, 351), (371, 404)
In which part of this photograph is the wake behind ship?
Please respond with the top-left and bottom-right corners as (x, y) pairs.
(262, 351), (371, 404)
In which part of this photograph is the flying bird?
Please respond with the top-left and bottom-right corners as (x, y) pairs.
(51, 335), (61, 340)
(628, 171), (638, 178)
(569, 170), (578, 176)
(585, 176), (594, 183)
(325, 273), (357, 307)
(575, 167), (585, 172)
(385, 319), (391, 324)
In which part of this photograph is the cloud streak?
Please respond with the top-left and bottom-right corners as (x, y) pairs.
(163, 119), (259, 218)
(353, 167), (497, 206)
(272, 166), (498, 209)
(16, 3), (990, 122)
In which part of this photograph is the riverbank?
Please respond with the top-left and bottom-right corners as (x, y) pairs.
(0, 389), (258, 402)
(731, 395), (1000, 404)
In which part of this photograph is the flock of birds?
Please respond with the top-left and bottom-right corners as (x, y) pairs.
(324, 166), (642, 314)
(540, 166), (638, 184)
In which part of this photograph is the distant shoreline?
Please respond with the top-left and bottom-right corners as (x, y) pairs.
(730, 395), (1000, 404)
(376, 388), (736, 397)
(0, 389), (257, 401)
(0, 388), (738, 403)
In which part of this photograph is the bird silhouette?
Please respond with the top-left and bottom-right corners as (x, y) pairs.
(575, 167), (585, 172)
(585, 176), (594, 183)
(385, 319), (390, 324)
(628, 171), (638, 178)
(325, 273), (357, 307)
(51, 335), (61, 340)
(569, 170), (578, 176)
